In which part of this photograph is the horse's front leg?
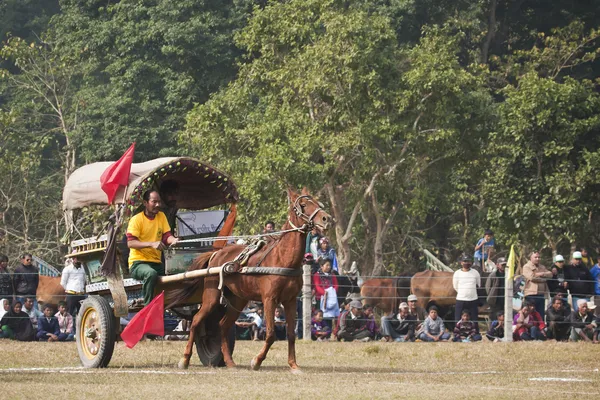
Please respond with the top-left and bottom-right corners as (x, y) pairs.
(251, 298), (276, 371)
(282, 297), (301, 372)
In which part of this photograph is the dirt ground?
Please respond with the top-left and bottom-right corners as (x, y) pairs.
(1, 339), (599, 399)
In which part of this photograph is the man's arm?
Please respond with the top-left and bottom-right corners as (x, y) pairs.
(60, 267), (69, 289)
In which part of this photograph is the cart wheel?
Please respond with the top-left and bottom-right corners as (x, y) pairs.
(196, 306), (235, 367)
(76, 296), (116, 368)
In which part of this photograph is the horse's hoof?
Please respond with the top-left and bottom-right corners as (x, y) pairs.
(225, 362), (237, 369)
(250, 357), (261, 371)
(290, 367), (303, 374)
(178, 358), (189, 370)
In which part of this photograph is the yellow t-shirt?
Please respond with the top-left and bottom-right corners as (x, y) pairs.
(127, 211), (171, 266)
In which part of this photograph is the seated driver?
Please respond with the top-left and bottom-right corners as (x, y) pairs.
(127, 190), (179, 305)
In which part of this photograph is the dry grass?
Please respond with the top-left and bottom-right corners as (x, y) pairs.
(1, 339), (600, 399)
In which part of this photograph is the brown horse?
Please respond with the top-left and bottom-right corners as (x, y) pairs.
(168, 187), (332, 372)
(360, 276), (412, 315)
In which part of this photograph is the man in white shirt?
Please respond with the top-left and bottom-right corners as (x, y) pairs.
(453, 254), (481, 332)
(60, 258), (87, 317)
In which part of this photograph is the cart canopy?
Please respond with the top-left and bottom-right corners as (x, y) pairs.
(63, 157), (238, 211)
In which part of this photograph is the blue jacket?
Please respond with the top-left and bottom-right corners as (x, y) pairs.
(37, 316), (60, 337)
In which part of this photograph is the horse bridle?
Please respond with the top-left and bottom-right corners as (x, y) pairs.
(289, 195), (325, 231)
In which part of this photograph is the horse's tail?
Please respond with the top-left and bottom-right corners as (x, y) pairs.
(165, 251), (214, 309)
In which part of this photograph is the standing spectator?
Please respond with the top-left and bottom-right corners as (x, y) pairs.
(13, 254), (39, 309)
(546, 296), (571, 341)
(474, 229), (495, 271)
(316, 237), (338, 273)
(263, 221), (276, 234)
(61, 258), (87, 317)
(453, 254), (481, 332)
(565, 251), (594, 308)
(513, 304), (545, 341)
(580, 248), (593, 269)
(312, 259), (339, 330)
(0, 301), (35, 341)
(337, 301), (372, 342)
(36, 305), (60, 342)
(363, 305), (379, 339)
(485, 257), (506, 319)
(547, 255), (569, 300)
(55, 301), (74, 341)
(273, 306), (287, 341)
(380, 302), (416, 342)
(522, 251), (552, 321)
(0, 255), (13, 303)
(418, 306), (450, 342)
(305, 227), (322, 260)
(22, 297), (43, 330)
(486, 311), (505, 342)
(452, 310), (482, 342)
(311, 310), (332, 341)
(407, 294), (427, 334)
(569, 300), (597, 342)
(590, 255), (600, 318)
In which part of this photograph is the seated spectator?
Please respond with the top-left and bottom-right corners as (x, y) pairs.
(486, 311), (505, 342)
(22, 297), (43, 330)
(337, 301), (372, 342)
(407, 294), (427, 334)
(311, 310), (332, 341)
(513, 304), (545, 341)
(37, 305), (60, 342)
(570, 300), (597, 342)
(546, 296), (571, 341)
(0, 298), (9, 320)
(363, 305), (379, 339)
(235, 306), (264, 341)
(274, 306), (287, 341)
(55, 301), (74, 342)
(380, 302), (416, 342)
(165, 319), (189, 341)
(334, 298), (352, 337)
(452, 310), (482, 342)
(0, 301), (35, 341)
(418, 306), (450, 342)
(526, 301), (547, 340)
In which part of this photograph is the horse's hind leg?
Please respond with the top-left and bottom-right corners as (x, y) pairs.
(282, 297), (301, 372)
(251, 298), (276, 371)
(178, 286), (220, 369)
(219, 295), (247, 368)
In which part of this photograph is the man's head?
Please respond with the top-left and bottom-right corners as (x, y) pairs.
(496, 257), (507, 271)
(349, 300), (363, 316)
(314, 310), (323, 322)
(407, 294), (418, 309)
(0, 254), (8, 269)
(159, 180), (179, 208)
(343, 298), (352, 311)
(552, 296), (564, 311)
(461, 310), (471, 322)
(484, 229), (494, 241)
(496, 311), (504, 322)
(256, 307), (264, 317)
(529, 251), (540, 265)
(572, 251), (583, 265)
(43, 305), (54, 318)
(399, 302), (409, 317)
(553, 254), (565, 268)
(264, 221), (275, 233)
(428, 306), (438, 319)
(23, 297), (34, 310)
(142, 190), (162, 218)
(58, 301), (67, 315)
(320, 259), (332, 273)
(274, 307), (283, 318)
(581, 248), (589, 257)
(459, 254), (473, 270)
(577, 299), (588, 314)
(526, 301), (536, 313)
(21, 253), (32, 266)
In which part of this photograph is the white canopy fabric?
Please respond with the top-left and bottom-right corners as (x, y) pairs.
(62, 157), (237, 211)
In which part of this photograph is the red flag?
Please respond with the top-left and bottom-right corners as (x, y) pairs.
(121, 291), (165, 349)
(100, 143), (136, 203)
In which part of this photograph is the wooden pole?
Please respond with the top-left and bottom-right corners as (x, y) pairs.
(503, 275), (513, 342)
(158, 266), (224, 284)
(302, 264), (312, 341)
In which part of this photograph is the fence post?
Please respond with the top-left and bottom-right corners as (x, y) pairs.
(503, 276), (513, 342)
(302, 263), (312, 341)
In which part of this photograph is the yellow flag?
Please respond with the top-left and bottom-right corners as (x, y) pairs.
(506, 244), (516, 280)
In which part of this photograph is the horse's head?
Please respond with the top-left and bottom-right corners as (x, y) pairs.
(287, 187), (332, 234)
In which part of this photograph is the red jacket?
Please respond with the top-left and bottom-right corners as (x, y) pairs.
(312, 271), (338, 300)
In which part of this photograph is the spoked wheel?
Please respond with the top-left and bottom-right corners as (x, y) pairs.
(76, 296), (116, 368)
(195, 305), (236, 367)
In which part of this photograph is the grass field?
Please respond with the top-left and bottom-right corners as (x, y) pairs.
(1, 339), (600, 399)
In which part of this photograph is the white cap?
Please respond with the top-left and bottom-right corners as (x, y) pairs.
(572, 251), (583, 259)
(407, 294), (418, 302)
(554, 255), (565, 263)
(399, 302), (409, 309)
(587, 301), (597, 310)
